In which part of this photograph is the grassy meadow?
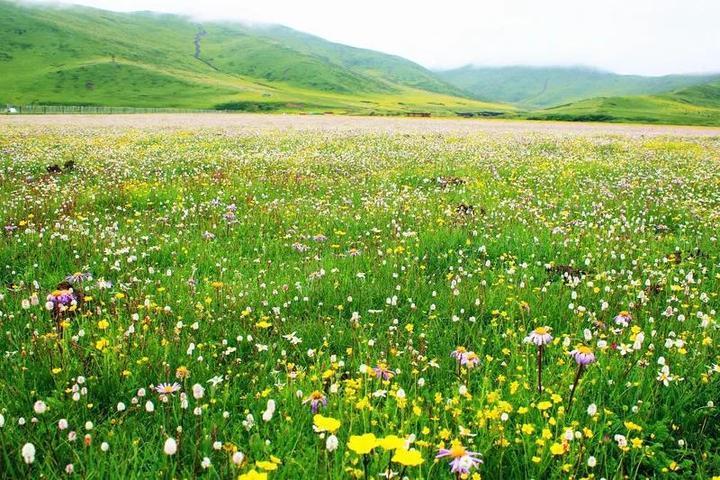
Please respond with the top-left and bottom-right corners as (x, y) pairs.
(530, 82), (720, 127)
(0, 124), (720, 479)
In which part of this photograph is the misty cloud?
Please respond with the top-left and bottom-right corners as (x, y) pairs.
(23, 0), (720, 76)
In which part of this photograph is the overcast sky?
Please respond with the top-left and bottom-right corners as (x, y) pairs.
(29, 0), (720, 75)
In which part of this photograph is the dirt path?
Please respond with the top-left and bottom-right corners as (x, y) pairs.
(2, 113), (719, 137)
(193, 27), (206, 59)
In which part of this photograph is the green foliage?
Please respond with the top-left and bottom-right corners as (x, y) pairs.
(214, 101), (295, 112)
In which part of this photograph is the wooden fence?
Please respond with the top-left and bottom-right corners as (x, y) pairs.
(4, 105), (220, 114)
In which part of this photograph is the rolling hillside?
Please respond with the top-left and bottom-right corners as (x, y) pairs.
(243, 25), (469, 98)
(437, 66), (720, 109)
(0, 0), (507, 115)
(529, 82), (720, 126)
(2, 0), (718, 125)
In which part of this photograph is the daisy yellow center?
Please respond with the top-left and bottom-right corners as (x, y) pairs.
(449, 444), (467, 458)
(535, 327), (548, 335)
(310, 391), (324, 400)
(576, 346), (593, 354)
(162, 386), (175, 393)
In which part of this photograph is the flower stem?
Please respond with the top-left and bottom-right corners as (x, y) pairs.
(537, 345), (544, 394)
(567, 364), (585, 411)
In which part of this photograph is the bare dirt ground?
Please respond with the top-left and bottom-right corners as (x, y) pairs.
(2, 113), (719, 137)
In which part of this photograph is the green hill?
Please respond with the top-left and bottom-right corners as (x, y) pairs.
(529, 82), (720, 126)
(437, 65), (720, 109)
(0, 0), (506, 115)
(249, 25), (468, 97)
(2, 0), (718, 125)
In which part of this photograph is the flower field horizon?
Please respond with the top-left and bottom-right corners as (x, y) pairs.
(0, 124), (719, 479)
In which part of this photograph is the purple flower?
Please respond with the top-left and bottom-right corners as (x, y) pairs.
(372, 363), (395, 381)
(155, 382), (181, 395)
(46, 289), (77, 312)
(451, 347), (480, 368)
(65, 272), (92, 284)
(292, 242), (310, 253)
(525, 326), (553, 346)
(460, 351), (480, 368)
(436, 443), (483, 475)
(303, 391), (327, 413)
(614, 311), (632, 328)
(570, 345), (596, 365)
(450, 346), (467, 360)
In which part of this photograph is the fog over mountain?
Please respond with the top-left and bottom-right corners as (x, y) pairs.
(22, 0), (720, 76)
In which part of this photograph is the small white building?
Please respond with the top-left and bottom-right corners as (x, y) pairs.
(5, 106), (17, 114)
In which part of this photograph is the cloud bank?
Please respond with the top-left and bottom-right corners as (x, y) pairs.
(24, 0), (720, 76)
